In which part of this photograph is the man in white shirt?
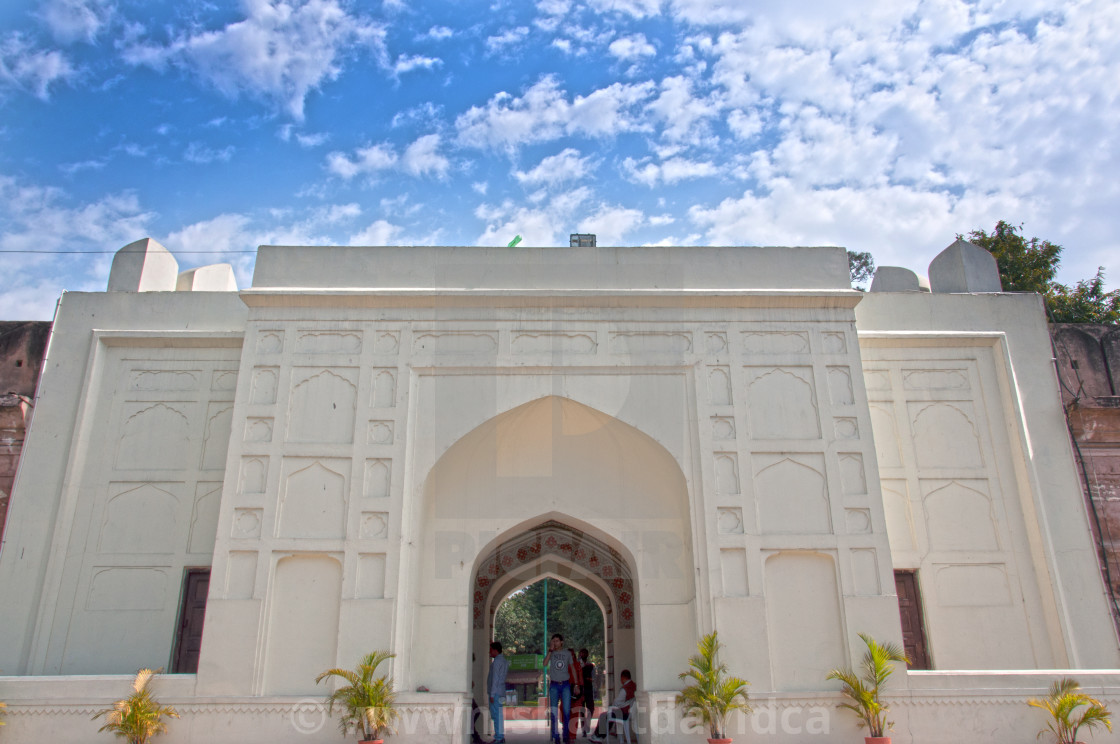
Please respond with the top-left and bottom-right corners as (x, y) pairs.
(587, 669), (636, 743)
(487, 641), (510, 744)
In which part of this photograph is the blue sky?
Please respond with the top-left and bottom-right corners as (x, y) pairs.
(2, 0), (1118, 319)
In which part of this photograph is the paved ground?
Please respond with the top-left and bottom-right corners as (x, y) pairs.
(481, 719), (623, 743)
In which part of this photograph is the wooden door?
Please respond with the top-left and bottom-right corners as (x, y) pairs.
(894, 570), (930, 669)
(172, 569), (210, 673)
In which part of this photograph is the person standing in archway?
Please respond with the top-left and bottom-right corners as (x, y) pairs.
(488, 641), (509, 744)
(544, 633), (576, 744)
(578, 648), (596, 738)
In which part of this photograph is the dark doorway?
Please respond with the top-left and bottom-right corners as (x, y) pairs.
(172, 568), (210, 673)
(894, 570), (930, 669)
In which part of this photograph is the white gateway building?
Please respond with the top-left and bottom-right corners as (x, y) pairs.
(0, 239), (1117, 743)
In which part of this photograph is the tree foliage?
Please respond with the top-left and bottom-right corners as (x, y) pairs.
(1027, 677), (1112, 744)
(826, 634), (909, 738)
(1048, 269), (1120, 325)
(493, 579), (604, 664)
(315, 650), (398, 740)
(964, 221), (1119, 325)
(848, 250), (875, 289)
(92, 669), (179, 744)
(676, 631), (751, 740)
(963, 220), (1062, 294)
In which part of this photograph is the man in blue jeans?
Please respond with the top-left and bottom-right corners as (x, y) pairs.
(545, 633), (575, 743)
(487, 641), (509, 743)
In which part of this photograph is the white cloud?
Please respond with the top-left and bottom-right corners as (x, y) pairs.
(40, 0), (111, 43)
(393, 54), (442, 74)
(121, 0), (385, 120)
(0, 174), (155, 318)
(164, 212), (253, 256)
(401, 134), (450, 178)
(422, 25), (453, 40)
(328, 135), (448, 180)
(608, 33), (656, 61)
(514, 148), (593, 186)
(589, 0), (662, 19)
(349, 219), (402, 245)
(646, 74), (718, 142)
(455, 76), (655, 151)
(475, 186), (593, 246)
(622, 156), (718, 186)
(184, 142), (236, 164)
(327, 143), (398, 179)
(578, 205), (645, 244)
(0, 33), (73, 99)
(486, 26), (530, 53)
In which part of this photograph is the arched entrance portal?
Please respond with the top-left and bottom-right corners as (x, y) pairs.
(404, 394), (698, 705)
(471, 519), (638, 711)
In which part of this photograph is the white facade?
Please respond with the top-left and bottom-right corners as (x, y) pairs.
(0, 240), (1118, 743)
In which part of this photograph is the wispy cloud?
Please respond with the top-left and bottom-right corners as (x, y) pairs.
(514, 148), (594, 186)
(40, 0), (113, 43)
(608, 33), (656, 60)
(328, 134), (449, 179)
(0, 33), (74, 99)
(120, 0), (386, 120)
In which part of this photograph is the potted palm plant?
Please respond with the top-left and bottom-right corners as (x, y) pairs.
(676, 630), (752, 743)
(1028, 677), (1112, 743)
(92, 668), (179, 744)
(826, 633), (909, 744)
(316, 650), (398, 743)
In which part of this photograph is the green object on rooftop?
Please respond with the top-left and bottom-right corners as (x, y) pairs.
(507, 235), (522, 248)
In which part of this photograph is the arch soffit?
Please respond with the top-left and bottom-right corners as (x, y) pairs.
(472, 519), (635, 630)
(487, 559), (615, 620)
(423, 394), (687, 490)
(488, 567), (613, 629)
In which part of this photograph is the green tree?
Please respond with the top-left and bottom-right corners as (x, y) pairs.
(493, 579), (604, 664)
(1048, 269), (1120, 324)
(963, 221), (1118, 324)
(847, 250), (875, 289)
(962, 220), (1062, 294)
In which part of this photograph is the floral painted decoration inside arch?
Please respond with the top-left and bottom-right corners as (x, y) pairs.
(473, 520), (635, 629)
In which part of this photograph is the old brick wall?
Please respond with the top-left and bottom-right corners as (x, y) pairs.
(0, 321), (51, 540)
(1052, 323), (1120, 632)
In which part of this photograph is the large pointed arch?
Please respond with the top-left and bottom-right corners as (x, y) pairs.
(399, 394), (698, 697)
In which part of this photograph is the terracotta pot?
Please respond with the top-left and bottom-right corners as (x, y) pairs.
(707, 739), (733, 744)
(360, 739), (383, 744)
(865, 737), (891, 744)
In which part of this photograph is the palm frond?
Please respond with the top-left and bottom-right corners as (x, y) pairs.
(676, 631), (752, 739)
(317, 651), (398, 739)
(1029, 677), (1112, 744)
(92, 669), (178, 744)
(827, 635), (908, 738)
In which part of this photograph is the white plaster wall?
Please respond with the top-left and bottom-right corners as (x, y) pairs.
(856, 292), (1120, 668)
(0, 291), (247, 676)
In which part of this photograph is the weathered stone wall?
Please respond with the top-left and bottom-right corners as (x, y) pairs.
(0, 321), (51, 539)
(1052, 323), (1120, 630)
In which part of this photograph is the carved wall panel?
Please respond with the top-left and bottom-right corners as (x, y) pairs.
(187, 483), (222, 555)
(201, 403), (234, 470)
(87, 567), (168, 611)
(609, 331), (692, 355)
(746, 367), (821, 439)
(754, 455), (831, 534)
(295, 330), (362, 354)
(256, 331), (283, 354)
(413, 331), (498, 354)
(512, 331), (597, 354)
(278, 460), (347, 539)
(821, 331), (847, 354)
(287, 368), (357, 443)
(226, 551), (257, 599)
(357, 554), (387, 599)
(827, 366), (854, 406)
(364, 459), (391, 499)
(367, 421), (395, 445)
(766, 551), (844, 690)
(717, 507), (744, 534)
(910, 402), (984, 470)
(715, 453), (741, 496)
(742, 330), (809, 354)
(711, 416), (736, 441)
(838, 453), (867, 496)
(720, 548), (748, 597)
(99, 483), (178, 553)
(371, 369), (397, 408)
(263, 555), (342, 695)
(708, 366), (732, 407)
(250, 367), (279, 405)
(923, 480), (999, 552)
(115, 403), (192, 470)
(239, 457), (268, 495)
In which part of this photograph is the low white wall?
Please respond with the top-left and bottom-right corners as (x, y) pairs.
(5, 673), (1120, 743)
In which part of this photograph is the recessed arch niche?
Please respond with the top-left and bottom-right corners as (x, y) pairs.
(406, 395), (697, 696)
